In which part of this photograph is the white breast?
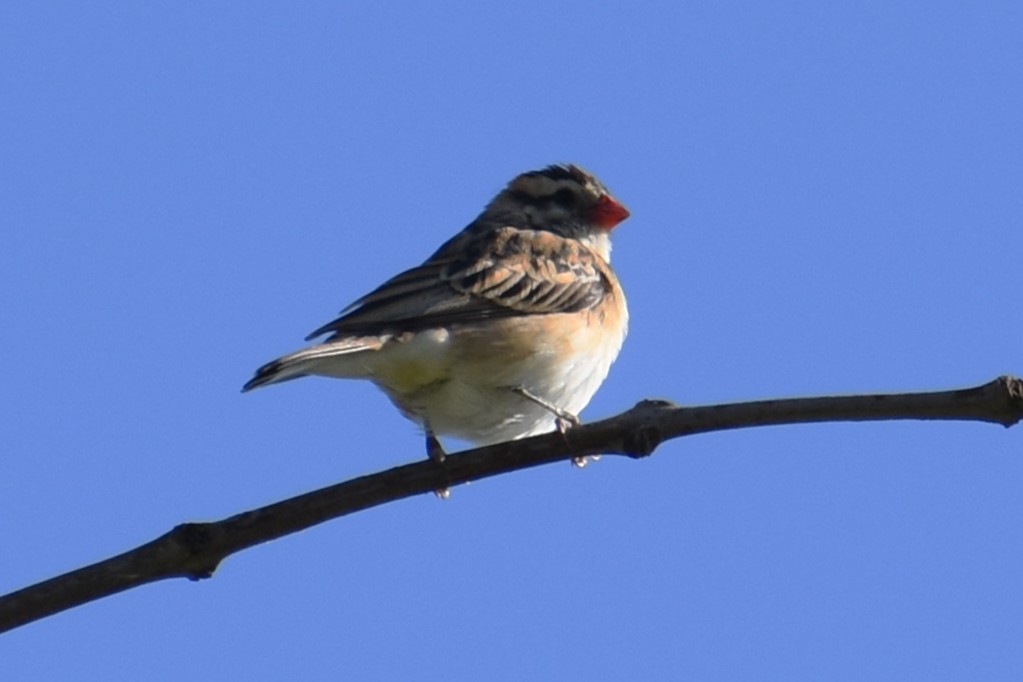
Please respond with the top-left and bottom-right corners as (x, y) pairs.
(375, 291), (628, 447)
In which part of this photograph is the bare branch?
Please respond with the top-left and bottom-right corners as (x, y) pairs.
(2, 376), (1020, 634)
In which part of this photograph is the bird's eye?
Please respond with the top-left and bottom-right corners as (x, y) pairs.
(551, 188), (577, 208)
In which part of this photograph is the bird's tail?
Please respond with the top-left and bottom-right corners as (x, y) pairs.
(241, 337), (384, 392)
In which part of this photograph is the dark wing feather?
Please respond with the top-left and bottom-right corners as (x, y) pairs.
(306, 227), (609, 340)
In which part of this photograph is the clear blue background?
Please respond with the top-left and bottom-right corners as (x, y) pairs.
(3, 2), (1022, 679)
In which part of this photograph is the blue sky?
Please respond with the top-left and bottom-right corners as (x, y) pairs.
(2, 2), (1022, 679)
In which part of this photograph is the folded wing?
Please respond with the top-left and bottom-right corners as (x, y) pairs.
(306, 227), (610, 340)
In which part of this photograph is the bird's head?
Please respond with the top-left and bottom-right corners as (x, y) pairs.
(481, 164), (629, 258)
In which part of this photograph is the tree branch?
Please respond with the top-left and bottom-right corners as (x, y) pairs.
(2, 376), (1021, 634)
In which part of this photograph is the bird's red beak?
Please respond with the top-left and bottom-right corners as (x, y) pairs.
(591, 194), (630, 230)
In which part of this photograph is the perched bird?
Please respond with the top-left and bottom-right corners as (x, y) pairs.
(243, 164), (630, 464)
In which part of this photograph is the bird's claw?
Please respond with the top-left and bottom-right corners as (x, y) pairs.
(425, 432), (451, 499)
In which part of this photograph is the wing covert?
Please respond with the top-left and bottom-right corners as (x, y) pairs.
(307, 227), (610, 339)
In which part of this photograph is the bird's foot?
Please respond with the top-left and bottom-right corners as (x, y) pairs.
(425, 432), (451, 499)
(509, 386), (596, 468)
(511, 386), (580, 427)
(571, 453), (601, 468)
(426, 433), (446, 464)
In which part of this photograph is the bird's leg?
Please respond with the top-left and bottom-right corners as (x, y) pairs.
(510, 386), (581, 432)
(510, 386), (593, 467)
(425, 427), (451, 500)
(426, 431), (446, 464)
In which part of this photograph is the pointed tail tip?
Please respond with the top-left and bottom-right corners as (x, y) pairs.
(240, 376), (263, 393)
(241, 360), (282, 393)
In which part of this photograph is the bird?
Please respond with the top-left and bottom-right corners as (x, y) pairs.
(243, 163), (630, 467)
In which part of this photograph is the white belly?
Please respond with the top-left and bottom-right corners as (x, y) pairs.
(369, 301), (628, 447)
